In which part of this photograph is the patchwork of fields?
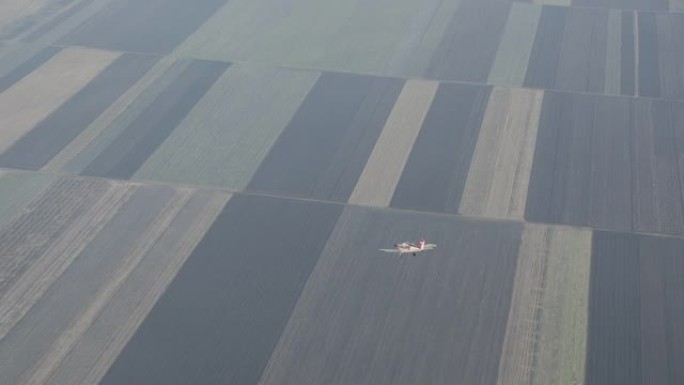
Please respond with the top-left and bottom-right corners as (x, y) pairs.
(1, 0), (683, 384)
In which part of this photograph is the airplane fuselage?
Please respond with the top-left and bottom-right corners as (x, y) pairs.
(380, 240), (436, 257)
(394, 243), (424, 253)
(393, 240), (436, 255)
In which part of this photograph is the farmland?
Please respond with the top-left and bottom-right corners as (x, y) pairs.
(349, 80), (437, 207)
(100, 194), (343, 385)
(526, 91), (684, 235)
(168, 0), (684, 99)
(0, 173), (230, 385)
(459, 87), (544, 220)
(1, 0), (684, 384)
(132, 64), (320, 190)
(497, 224), (592, 385)
(0, 0), (57, 38)
(59, 0), (229, 54)
(245, 72), (404, 202)
(389, 83), (491, 214)
(0, 51), (158, 170)
(587, 231), (684, 385)
(0, 47), (119, 155)
(258, 206), (523, 385)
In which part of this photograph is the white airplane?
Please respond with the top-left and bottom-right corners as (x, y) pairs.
(380, 239), (437, 258)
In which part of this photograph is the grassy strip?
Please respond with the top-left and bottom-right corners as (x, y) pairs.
(488, 3), (542, 87)
(133, 63), (319, 189)
(533, 226), (591, 385)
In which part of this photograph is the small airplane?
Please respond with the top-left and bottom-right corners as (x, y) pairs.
(380, 239), (437, 258)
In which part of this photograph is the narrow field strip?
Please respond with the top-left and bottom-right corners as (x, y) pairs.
(19, 188), (193, 385)
(0, 42), (53, 82)
(133, 63), (318, 189)
(488, 3), (542, 87)
(60, 191), (231, 385)
(16, 0), (96, 41)
(460, 87), (543, 219)
(0, 46), (60, 93)
(0, 47), (119, 154)
(0, 53), (159, 170)
(0, 0), (96, 43)
(41, 56), (176, 172)
(533, 226), (591, 385)
(0, 184), (176, 385)
(0, 181), (135, 343)
(0, 177), (108, 298)
(56, 57), (190, 174)
(349, 80), (437, 207)
(245, 72), (403, 202)
(497, 224), (591, 385)
(496, 224), (548, 385)
(0, 0), (53, 30)
(80, 60), (229, 179)
(390, 83), (491, 214)
(604, 10), (622, 95)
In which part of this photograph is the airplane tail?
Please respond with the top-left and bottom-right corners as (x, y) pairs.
(419, 239), (426, 249)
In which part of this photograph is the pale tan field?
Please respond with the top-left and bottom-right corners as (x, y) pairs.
(0, 48), (118, 154)
(497, 224), (592, 385)
(49, 191), (230, 385)
(0, 0), (52, 27)
(349, 79), (437, 207)
(42, 57), (177, 173)
(0, 174), (233, 385)
(460, 87), (543, 219)
(0, 180), (135, 342)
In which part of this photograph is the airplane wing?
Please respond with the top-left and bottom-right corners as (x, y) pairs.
(379, 248), (401, 253)
(423, 244), (437, 249)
